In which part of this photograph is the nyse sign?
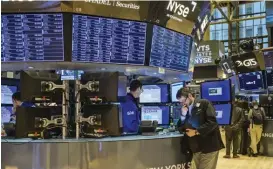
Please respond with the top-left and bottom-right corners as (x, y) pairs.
(195, 45), (213, 64)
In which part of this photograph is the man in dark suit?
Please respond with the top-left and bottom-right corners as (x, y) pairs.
(176, 87), (224, 169)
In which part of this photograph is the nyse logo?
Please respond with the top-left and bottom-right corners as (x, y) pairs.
(195, 57), (212, 64)
(127, 111), (134, 115)
(235, 58), (257, 67)
(166, 0), (197, 18)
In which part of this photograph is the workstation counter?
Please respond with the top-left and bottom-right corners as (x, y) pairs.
(261, 119), (273, 157)
(2, 133), (192, 169)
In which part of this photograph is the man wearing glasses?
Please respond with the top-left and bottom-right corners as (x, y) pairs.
(176, 87), (224, 169)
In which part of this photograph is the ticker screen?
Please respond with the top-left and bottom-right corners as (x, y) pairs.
(150, 25), (192, 72)
(1, 13), (64, 62)
(72, 15), (147, 65)
(1, 85), (17, 104)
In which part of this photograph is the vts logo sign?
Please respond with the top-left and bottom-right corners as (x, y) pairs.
(235, 58), (257, 67)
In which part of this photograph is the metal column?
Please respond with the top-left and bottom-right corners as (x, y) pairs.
(62, 80), (69, 139)
(75, 80), (81, 139)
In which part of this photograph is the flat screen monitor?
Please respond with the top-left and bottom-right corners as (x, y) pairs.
(72, 15), (147, 65)
(1, 106), (12, 123)
(201, 79), (231, 102)
(118, 76), (127, 97)
(266, 69), (273, 87)
(1, 13), (64, 62)
(141, 106), (170, 125)
(139, 84), (169, 103)
(56, 70), (84, 80)
(213, 104), (232, 125)
(171, 82), (184, 102)
(1, 85), (17, 104)
(149, 25), (192, 72)
(193, 65), (218, 79)
(238, 71), (264, 91)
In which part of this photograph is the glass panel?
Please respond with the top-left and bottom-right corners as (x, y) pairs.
(254, 19), (261, 25)
(257, 38), (262, 43)
(246, 3), (253, 15)
(210, 30), (216, 40)
(254, 25), (262, 36)
(263, 26), (268, 35)
(215, 30), (222, 40)
(240, 27), (246, 38)
(263, 38), (268, 42)
(261, 1), (265, 12)
(246, 20), (253, 26)
(210, 24), (215, 31)
(223, 23), (228, 29)
(263, 43), (268, 48)
(216, 24), (222, 30)
(223, 29), (228, 40)
(239, 4), (245, 15)
(253, 2), (261, 13)
(224, 42), (229, 46)
(239, 21), (245, 27)
(261, 18), (266, 24)
(246, 27), (253, 37)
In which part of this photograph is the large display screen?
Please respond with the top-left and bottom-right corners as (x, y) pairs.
(140, 84), (169, 103)
(72, 15), (146, 65)
(266, 69), (273, 87)
(213, 104), (232, 125)
(1, 85), (17, 104)
(201, 80), (231, 102)
(1, 13), (64, 62)
(141, 106), (170, 125)
(171, 82), (184, 102)
(1, 106), (13, 123)
(238, 71), (264, 91)
(150, 25), (192, 72)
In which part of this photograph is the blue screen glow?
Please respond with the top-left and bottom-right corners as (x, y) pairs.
(213, 104), (232, 125)
(201, 80), (231, 102)
(141, 106), (170, 125)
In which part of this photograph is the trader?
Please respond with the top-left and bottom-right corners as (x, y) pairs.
(10, 92), (35, 122)
(248, 101), (266, 157)
(223, 101), (245, 159)
(176, 87), (224, 169)
(121, 80), (143, 134)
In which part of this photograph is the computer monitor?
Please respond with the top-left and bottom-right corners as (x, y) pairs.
(56, 70), (84, 80)
(139, 84), (169, 103)
(201, 79), (231, 102)
(213, 104), (232, 125)
(266, 69), (273, 88)
(118, 76), (127, 97)
(1, 85), (17, 104)
(1, 106), (12, 123)
(15, 106), (62, 138)
(20, 71), (63, 103)
(83, 104), (121, 136)
(80, 72), (119, 102)
(238, 71), (265, 91)
(171, 82), (184, 102)
(141, 106), (170, 125)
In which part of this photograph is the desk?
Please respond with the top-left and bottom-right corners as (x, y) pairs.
(1, 133), (191, 169)
(261, 119), (273, 157)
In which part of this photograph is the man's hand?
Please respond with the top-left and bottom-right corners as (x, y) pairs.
(186, 129), (197, 137)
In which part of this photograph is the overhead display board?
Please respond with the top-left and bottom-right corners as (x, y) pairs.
(73, 1), (149, 22)
(150, 25), (192, 72)
(72, 15), (147, 64)
(1, 13), (64, 62)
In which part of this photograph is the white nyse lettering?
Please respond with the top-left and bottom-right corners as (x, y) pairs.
(166, 0), (196, 18)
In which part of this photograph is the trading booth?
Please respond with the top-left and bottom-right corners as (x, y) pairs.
(1, 1), (273, 169)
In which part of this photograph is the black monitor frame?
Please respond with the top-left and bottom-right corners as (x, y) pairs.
(200, 79), (232, 104)
(139, 83), (170, 104)
(140, 105), (171, 126)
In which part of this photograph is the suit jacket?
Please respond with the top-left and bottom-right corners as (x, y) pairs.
(177, 99), (225, 153)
